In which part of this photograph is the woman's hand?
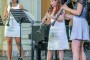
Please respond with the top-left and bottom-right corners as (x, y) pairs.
(46, 12), (51, 19)
(61, 4), (69, 11)
(41, 12), (51, 25)
(57, 13), (64, 22)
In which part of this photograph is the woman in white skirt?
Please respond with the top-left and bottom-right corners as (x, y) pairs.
(42, 0), (69, 60)
(3, 0), (24, 60)
(62, 0), (89, 60)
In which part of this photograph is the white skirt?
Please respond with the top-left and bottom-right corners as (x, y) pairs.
(70, 16), (90, 41)
(48, 19), (69, 50)
(5, 18), (20, 37)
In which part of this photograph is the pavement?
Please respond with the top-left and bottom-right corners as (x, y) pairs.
(0, 50), (90, 60)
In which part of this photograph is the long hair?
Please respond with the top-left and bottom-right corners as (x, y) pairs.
(49, 0), (64, 15)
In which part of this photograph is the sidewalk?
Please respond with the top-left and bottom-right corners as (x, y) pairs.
(0, 50), (90, 60)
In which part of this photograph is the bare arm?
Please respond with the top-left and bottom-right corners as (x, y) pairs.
(3, 6), (8, 21)
(63, 3), (83, 15)
(41, 13), (47, 23)
(57, 13), (65, 22)
(41, 12), (51, 25)
(55, 9), (65, 22)
(65, 14), (74, 20)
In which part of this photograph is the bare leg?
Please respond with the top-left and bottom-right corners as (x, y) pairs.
(7, 37), (12, 60)
(15, 37), (24, 60)
(72, 40), (81, 60)
(58, 50), (64, 60)
(79, 42), (86, 60)
(47, 50), (53, 60)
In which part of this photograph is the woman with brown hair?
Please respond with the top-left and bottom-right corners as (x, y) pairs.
(43, 0), (69, 60)
(62, 0), (89, 60)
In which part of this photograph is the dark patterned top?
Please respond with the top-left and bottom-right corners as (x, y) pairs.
(74, 0), (88, 18)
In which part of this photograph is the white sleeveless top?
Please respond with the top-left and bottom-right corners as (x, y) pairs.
(48, 18), (69, 50)
(5, 4), (21, 37)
